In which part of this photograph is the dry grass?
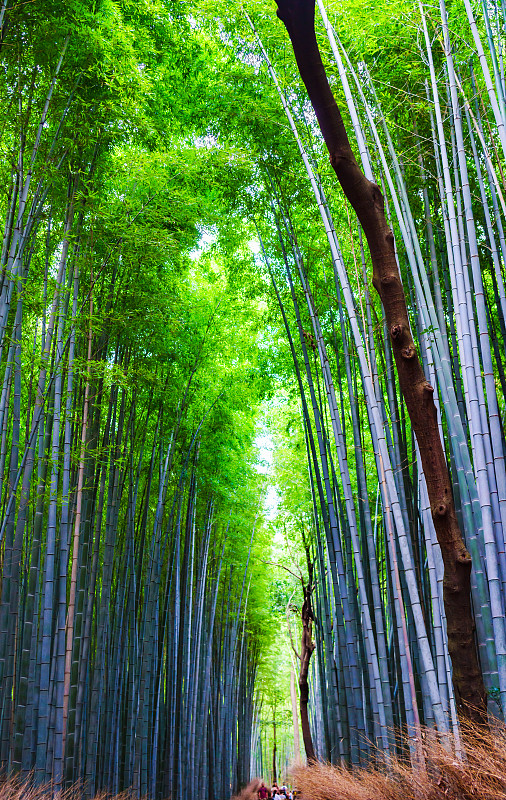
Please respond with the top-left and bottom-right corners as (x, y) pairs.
(231, 779), (263, 800)
(0, 776), (263, 800)
(291, 721), (506, 800)
(0, 778), (138, 800)
(4, 726), (506, 800)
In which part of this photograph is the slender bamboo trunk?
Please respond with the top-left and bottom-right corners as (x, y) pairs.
(62, 274), (93, 750)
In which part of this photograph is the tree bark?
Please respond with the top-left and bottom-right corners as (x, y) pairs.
(272, 708), (277, 785)
(275, 0), (486, 720)
(299, 584), (316, 761)
(290, 668), (302, 762)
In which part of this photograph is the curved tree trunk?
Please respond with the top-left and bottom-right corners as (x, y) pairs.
(299, 584), (316, 761)
(274, 0), (486, 720)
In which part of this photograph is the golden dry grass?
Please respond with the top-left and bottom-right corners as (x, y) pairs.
(4, 725), (506, 800)
(231, 779), (263, 800)
(291, 721), (506, 800)
(0, 778), (138, 800)
(0, 776), (263, 800)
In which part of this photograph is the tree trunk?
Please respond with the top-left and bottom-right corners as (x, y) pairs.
(272, 709), (277, 785)
(274, 0), (486, 720)
(63, 279), (93, 749)
(290, 668), (302, 763)
(299, 584), (316, 761)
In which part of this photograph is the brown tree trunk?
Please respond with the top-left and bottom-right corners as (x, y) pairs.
(291, 667), (302, 762)
(272, 708), (277, 785)
(274, 0), (486, 721)
(299, 584), (316, 761)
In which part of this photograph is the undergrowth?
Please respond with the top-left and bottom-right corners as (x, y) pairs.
(291, 720), (506, 800)
(0, 779), (136, 800)
(4, 723), (506, 800)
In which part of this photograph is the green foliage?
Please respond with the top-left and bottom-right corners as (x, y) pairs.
(1, 0), (505, 786)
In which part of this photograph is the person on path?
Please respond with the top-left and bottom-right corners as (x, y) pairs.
(258, 783), (269, 800)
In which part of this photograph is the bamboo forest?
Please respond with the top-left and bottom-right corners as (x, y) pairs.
(2, 0), (506, 797)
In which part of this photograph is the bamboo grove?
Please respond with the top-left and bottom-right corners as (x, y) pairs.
(0, 2), (272, 796)
(1, 0), (506, 796)
(244, 0), (506, 770)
